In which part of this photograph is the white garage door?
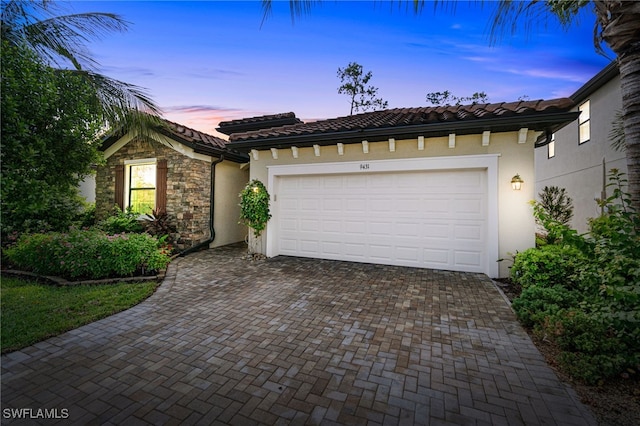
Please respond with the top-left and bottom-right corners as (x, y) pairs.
(274, 168), (488, 273)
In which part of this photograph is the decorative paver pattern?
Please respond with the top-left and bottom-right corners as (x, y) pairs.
(1, 244), (596, 425)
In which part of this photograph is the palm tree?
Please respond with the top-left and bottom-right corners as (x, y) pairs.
(488, 0), (640, 210)
(261, 0), (640, 210)
(1, 0), (162, 135)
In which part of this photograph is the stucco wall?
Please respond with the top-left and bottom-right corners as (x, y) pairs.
(535, 76), (627, 233)
(211, 161), (250, 247)
(247, 130), (538, 278)
(96, 137), (248, 250)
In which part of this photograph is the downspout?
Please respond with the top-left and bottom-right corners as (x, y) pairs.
(179, 154), (225, 257)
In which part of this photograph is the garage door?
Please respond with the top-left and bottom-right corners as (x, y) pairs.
(274, 168), (488, 273)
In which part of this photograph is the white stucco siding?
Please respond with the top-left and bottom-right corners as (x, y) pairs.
(535, 76), (626, 233)
(248, 131), (537, 278)
(211, 160), (250, 248)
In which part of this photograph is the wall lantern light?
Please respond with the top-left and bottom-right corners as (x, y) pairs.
(511, 174), (524, 190)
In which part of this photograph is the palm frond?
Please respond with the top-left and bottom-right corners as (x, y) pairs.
(67, 70), (163, 136)
(488, 0), (595, 49)
(21, 12), (128, 69)
(609, 110), (626, 152)
(261, 0), (321, 26)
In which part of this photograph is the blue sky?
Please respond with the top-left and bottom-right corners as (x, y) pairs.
(67, 1), (612, 136)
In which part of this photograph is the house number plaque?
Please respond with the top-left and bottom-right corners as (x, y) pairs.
(359, 163), (370, 170)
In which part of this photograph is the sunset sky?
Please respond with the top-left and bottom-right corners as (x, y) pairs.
(67, 1), (613, 136)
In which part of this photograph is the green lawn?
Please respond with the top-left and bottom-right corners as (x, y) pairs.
(1, 277), (158, 353)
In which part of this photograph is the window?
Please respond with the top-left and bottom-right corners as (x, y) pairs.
(548, 133), (555, 158)
(126, 160), (156, 214)
(579, 100), (590, 144)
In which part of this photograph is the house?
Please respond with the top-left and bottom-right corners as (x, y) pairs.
(222, 100), (579, 278)
(96, 119), (249, 251)
(534, 62), (627, 233)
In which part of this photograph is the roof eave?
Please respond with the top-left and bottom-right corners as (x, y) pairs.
(99, 127), (249, 163)
(217, 117), (302, 135)
(229, 111), (581, 152)
(571, 62), (619, 104)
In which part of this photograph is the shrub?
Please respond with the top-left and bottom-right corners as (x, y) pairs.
(510, 244), (586, 290)
(142, 209), (177, 243)
(512, 285), (579, 329)
(511, 169), (640, 384)
(99, 206), (144, 234)
(239, 179), (271, 238)
(4, 229), (170, 280)
(543, 310), (636, 385)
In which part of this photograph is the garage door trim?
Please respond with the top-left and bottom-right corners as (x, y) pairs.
(267, 154), (499, 276)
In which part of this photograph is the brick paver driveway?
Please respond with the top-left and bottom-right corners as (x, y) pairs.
(2, 243), (595, 425)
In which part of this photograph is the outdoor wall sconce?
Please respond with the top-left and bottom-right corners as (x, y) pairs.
(511, 174), (524, 190)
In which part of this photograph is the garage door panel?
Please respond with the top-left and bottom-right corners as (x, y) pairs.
(422, 199), (451, 215)
(370, 221), (393, 236)
(299, 240), (319, 254)
(300, 219), (320, 232)
(396, 221), (420, 237)
(300, 198), (320, 211)
(322, 198), (341, 211)
(370, 244), (394, 261)
(423, 222), (450, 239)
(453, 198), (484, 215)
(454, 224), (483, 241)
(344, 220), (366, 234)
(396, 246), (420, 263)
(370, 198), (394, 213)
(454, 250), (483, 268)
(423, 248), (450, 265)
(323, 220), (342, 233)
(280, 217), (298, 231)
(346, 198), (367, 213)
(275, 169), (487, 273)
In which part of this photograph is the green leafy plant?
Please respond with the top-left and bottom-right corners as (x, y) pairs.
(4, 229), (170, 280)
(510, 244), (586, 290)
(99, 206), (144, 234)
(510, 169), (639, 384)
(512, 285), (579, 329)
(239, 179), (272, 238)
(545, 310), (632, 385)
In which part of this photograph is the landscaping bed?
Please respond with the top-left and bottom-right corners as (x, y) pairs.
(496, 278), (640, 426)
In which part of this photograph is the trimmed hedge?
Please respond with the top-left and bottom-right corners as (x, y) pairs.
(4, 229), (170, 280)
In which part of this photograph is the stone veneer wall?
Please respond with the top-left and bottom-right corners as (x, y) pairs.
(96, 137), (212, 250)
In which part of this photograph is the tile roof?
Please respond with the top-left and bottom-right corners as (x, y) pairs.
(217, 112), (303, 135)
(228, 98), (577, 151)
(161, 119), (229, 149)
(101, 118), (248, 163)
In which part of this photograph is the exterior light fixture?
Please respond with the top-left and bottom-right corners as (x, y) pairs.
(511, 174), (523, 190)
(252, 185), (260, 193)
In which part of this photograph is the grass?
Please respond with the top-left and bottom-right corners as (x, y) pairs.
(1, 276), (158, 353)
